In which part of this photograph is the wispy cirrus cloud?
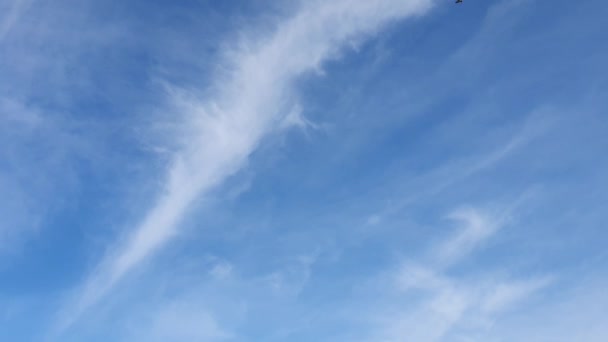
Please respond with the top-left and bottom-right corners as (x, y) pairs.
(0, 0), (606, 340)
(0, 98), (83, 256)
(367, 204), (552, 342)
(0, 0), (31, 42)
(132, 303), (233, 342)
(433, 207), (504, 266)
(57, 0), (437, 331)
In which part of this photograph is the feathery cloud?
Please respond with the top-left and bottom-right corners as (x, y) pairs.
(374, 205), (552, 342)
(57, 0), (436, 331)
(0, 0), (31, 42)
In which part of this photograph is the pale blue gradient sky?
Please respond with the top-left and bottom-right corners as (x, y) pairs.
(1, 0), (607, 341)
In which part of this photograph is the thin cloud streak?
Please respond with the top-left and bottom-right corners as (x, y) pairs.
(57, 0), (436, 332)
(434, 207), (504, 266)
(375, 206), (552, 342)
(0, 0), (30, 42)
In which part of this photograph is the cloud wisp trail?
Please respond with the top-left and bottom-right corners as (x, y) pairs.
(0, 0), (31, 42)
(57, 0), (435, 331)
(378, 205), (552, 342)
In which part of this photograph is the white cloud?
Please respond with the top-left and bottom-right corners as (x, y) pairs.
(264, 252), (319, 298)
(208, 260), (233, 281)
(0, 0), (31, 42)
(0, 98), (82, 255)
(57, 0), (436, 332)
(434, 207), (503, 266)
(369, 206), (552, 342)
(127, 301), (233, 342)
(0, 97), (42, 126)
(376, 268), (551, 342)
(479, 277), (553, 315)
(488, 278), (608, 342)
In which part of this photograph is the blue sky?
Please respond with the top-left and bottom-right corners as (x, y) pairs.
(1, 0), (607, 341)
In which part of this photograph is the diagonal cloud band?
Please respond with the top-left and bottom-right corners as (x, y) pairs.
(57, 0), (435, 331)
